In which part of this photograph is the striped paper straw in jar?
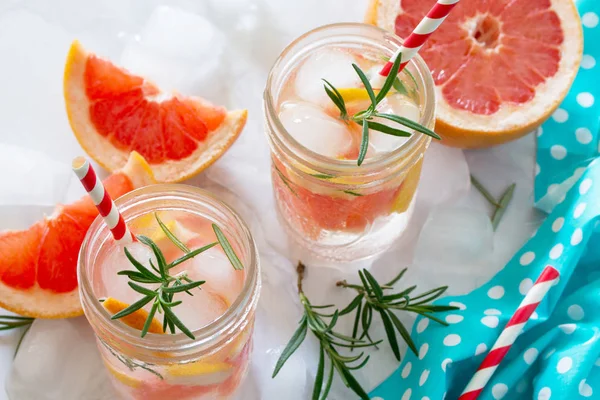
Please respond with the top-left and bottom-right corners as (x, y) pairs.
(371, 0), (461, 87)
(72, 157), (134, 244)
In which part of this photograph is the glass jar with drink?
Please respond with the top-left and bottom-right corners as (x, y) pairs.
(264, 23), (437, 262)
(78, 184), (260, 399)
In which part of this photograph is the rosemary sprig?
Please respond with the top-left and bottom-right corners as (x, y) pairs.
(471, 174), (516, 230)
(0, 315), (34, 332)
(273, 263), (379, 400)
(323, 54), (441, 166)
(112, 213), (243, 340)
(337, 268), (457, 362)
(0, 315), (35, 358)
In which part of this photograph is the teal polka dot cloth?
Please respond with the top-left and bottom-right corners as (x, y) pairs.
(370, 1), (600, 399)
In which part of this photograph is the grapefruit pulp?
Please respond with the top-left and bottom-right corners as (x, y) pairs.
(367, 0), (583, 148)
(64, 41), (247, 182)
(0, 152), (154, 318)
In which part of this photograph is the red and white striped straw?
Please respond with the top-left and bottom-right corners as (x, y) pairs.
(371, 0), (461, 87)
(72, 157), (133, 244)
(458, 266), (560, 400)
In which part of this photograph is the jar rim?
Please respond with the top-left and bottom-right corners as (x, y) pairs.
(78, 184), (260, 361)
(264, 23), (435, 177)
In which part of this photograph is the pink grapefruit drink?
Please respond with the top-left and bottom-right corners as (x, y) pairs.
(265, 24), (435, 261)
(78, 185), (260, 400)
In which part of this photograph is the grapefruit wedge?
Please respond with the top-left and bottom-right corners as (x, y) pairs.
(367, 0), (583, 148)
(0, 152), (154, 318)
(64, 40), (247, 182)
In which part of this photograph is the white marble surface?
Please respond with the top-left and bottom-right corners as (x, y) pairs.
(0, 1), (544, 399)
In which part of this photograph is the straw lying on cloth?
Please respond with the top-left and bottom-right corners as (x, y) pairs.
(459, 266), (560, 400)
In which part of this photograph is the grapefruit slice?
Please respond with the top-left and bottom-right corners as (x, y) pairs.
(0, 152), (155, 318)
(64, 40), (247, 182)
(367, 0), (583, 148)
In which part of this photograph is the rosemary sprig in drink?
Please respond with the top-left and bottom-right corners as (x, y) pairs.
(323, 54), (441, 165)
(111, 213), (243, 340)
(337, 268), (458, 362)
(273, 263), (380, 400)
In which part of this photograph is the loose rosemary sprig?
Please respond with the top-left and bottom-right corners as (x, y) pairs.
(0, 315), (35, 358)
(273, 263), (380, 400)
(470, 174), (516, 230)
(111, 213), (243, 340)
(0, 315), (34, 332)
(323, 54), (441, 166)
(337, 268), (458, 362)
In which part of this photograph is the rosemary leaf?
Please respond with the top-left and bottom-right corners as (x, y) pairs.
(213, 224), (244, 270)
(162, 281), (205, 293)
(272, 316), (308, 378)
(389, 311), (418, 357)
(343, 190), (363, 197)
(322, 79), (348, 118)
(352, 64), (377, 108)
(123, 247), (161, 281)
(111, 295), (154, 320)
(155, 213), (190, 253)
(141, 303), (159, 338)
(470, 175), (501, 207)
(385, 268), (408, 287)
(379, 309), (400, 360)
(362, 269), (384, 301)
(367, 121), (412, 137)
(312, 345), (325, 400)
(357, 119), (369, 166)
(492, 183), (516, 230)
(162, 304), (195, 340)
(376, 53), (403, 103)
(376, 113), (441, 140)
(392, 77), (409, 96)
(339, 294), (364, 316)
(128, 282), (158, 297)
(169, 242), (218, 269)
(319, 362), (335, 400)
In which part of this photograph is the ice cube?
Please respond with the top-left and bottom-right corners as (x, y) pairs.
(120, 6), (229, 105)
(279, 101), (353, 158)
(173, 245), (244, 306)
(173, 289), (228, 331)
(295, 49), (360, 105)
(100, 242), (157, 305)
(369, 96), (420, 155)
(7, 318), (113, 400)
(412, 207), (494, 294)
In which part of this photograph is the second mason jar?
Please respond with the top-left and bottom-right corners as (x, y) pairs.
(79, 185), (260, 399)
(264, 23), (436, 262)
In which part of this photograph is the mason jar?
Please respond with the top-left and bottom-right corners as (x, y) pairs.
(264, 23), (436, 262)
(78, 185), (260, 399)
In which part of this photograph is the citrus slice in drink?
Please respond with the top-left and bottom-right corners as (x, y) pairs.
(367, 0), (583, 148)
(102, 297), (163, 333)
(0, 152), (155, 318)
(64, 40), (247, 182)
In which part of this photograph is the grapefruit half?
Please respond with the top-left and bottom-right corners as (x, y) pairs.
(367, 0), (583, 148)
(64, 41), (247, 182)
(0, 152), (154, 318)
